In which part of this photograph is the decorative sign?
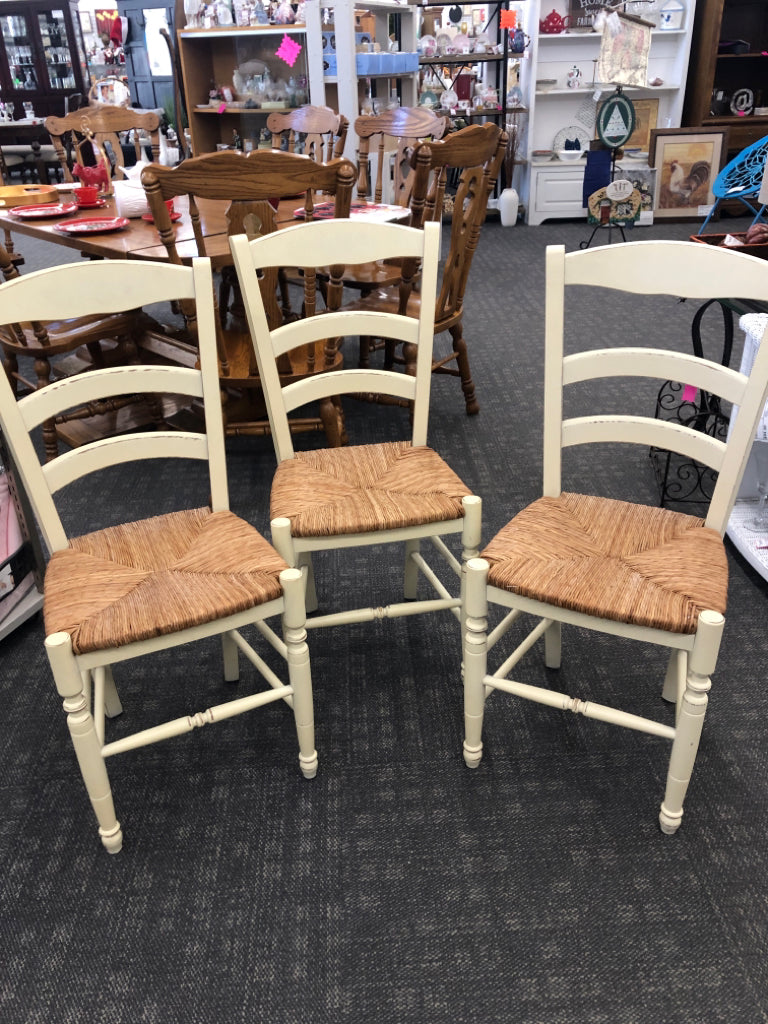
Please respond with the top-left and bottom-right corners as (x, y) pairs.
(606, 178), (634, 201)
(568, 0), (604, 30)
(275, 34), (302, 67)
(596, 92), (636, 149)
(597, 13), (652, 87)
(587, 185), (643, 225)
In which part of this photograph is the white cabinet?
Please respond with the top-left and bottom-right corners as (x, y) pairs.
(305, 0), (419, 160)
(516, 0), (697, 223)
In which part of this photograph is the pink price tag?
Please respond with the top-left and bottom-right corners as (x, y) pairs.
(681, 384), (698, 403)
(217, 102), (227, 114)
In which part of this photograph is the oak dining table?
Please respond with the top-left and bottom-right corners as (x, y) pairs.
(0, 189), (409, 446)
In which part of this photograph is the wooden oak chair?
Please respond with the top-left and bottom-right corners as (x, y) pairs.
(267, 105), (350, 320)
(141, 149), (355, 444)
(349, 122), (506, 416)
(462, 240), (768, 834)
(44, 105), (161, 184)
(0, 241), (156, 461)
(0, 254), (317, 854)
(267, 104), (349, 162)
(354, 106), (448, 206)
(230, 218), (481, 638)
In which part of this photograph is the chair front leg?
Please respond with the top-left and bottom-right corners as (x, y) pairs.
(463, 557), (490, 769)
(45, 632), (122, 854)
(659, 610), (723, 835)
(280, 568), (317, 780)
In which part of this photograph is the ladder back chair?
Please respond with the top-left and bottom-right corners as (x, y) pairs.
(349, 122), (506, 416)
(462, 240), (768, 834)
(267, 105), (350, 321)
(44, 105), (161, 184)
(267, 104), (349, 162)
(230, 218), (481, 639)
(0, 241), (156, 461)
(141, 149), (356, 445)
(0, 255), (317, 854)
(354, 106), (449, 207)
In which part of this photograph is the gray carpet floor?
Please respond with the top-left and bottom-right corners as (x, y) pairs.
(1, 212), (767, 1024)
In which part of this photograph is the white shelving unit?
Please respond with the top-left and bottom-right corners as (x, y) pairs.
(516, 0), (697, 224)
(305, 0), (419, 161)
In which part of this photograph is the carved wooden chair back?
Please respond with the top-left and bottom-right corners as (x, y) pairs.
(141, 149), (356, 443)
(44, 105), (161, 184)
(353, 107), (448, 206)
(267, 105), (349, 163)
(0, 254), (317, 854)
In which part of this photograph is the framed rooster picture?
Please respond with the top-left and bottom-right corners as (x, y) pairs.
(649, 127), (729, 219)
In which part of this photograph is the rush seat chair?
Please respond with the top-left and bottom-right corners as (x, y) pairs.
(462, 240), (768, 834)
(230, 218), (481, 638)
(0, 255), (317, 853)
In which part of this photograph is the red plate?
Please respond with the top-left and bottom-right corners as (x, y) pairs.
(9, 202), (78, 218)
(73, 198), (108, 210)
(141, 210), (182, 223)
(53, 217), (130, 235)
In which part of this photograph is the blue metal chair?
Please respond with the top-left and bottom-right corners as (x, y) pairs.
(700, 134), (768, 233)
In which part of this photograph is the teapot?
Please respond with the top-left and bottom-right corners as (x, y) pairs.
(509, 27), (530, 53)
(539, 9), (571, 34)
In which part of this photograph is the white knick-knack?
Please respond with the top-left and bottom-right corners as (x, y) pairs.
(499, 187), (519, 226)
(659, 0), (685, 30)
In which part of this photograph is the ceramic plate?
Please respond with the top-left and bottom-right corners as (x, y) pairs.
(419, 34), (437, 57)
(10, 202), (77, 218)
(54, 217), (130, 235)
(552, 125), (591, 154)
(452, 33), (471, 53)
(141, 211), (182, 223)
(435, 32), (453, 55)
(74, 198), (108, 210)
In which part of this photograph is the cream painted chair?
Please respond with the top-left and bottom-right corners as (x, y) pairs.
(230, 219), (481, 636)
(462, 240), (768, 834)
(0, 255), (316, 854)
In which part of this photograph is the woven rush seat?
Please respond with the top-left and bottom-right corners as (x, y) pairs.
(44, 507), (288, 654)
(270, 441), (472, 538)
(481, 492), (728, 635)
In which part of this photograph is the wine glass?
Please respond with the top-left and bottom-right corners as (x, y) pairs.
(745, 437), (768, 533)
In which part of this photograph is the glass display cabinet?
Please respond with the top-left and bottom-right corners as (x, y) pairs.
(0, 1), (90, 120)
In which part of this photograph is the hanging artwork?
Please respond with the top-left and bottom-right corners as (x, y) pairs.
(649, 127), (729, 219)
(597, 12), (652, 87)
(568, 0), (604, 30)
(95, 9), (121, 44)
(596, 91), (636, 148)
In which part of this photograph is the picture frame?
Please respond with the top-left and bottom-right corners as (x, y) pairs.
(649, 127), (729, 219)
(79, 11), (93, 35)
(623, 98), (658, 151)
